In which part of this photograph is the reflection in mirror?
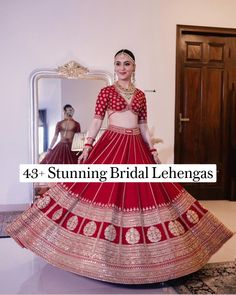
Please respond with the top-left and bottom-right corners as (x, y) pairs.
(38, 78), (107, 161)
(30, 61), (113, 200)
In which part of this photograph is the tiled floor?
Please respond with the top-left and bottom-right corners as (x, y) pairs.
(0, 238), (175, 294)
(0, 201), (235, 294)
(201, 200), (236, 263)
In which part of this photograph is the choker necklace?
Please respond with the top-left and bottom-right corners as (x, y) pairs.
(115, 82), (135, 101)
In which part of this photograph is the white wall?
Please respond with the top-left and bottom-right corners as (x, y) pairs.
(1, 0), (236, 205)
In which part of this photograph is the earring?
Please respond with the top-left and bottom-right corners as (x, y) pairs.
(114, 72), (117, 83)
(132, 72), (136, 85)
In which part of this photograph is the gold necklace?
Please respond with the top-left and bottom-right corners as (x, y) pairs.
(115, 81), (135, 92)
(115, 82), (135, 101)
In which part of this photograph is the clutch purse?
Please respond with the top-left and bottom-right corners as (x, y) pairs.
(71, 133), (85, 151)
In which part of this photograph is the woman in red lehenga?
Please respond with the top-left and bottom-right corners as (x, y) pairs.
(7, 49), (233, 284)
(40, 104), (81, 164)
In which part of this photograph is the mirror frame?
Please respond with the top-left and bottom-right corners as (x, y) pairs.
(29, 60), (113, 165)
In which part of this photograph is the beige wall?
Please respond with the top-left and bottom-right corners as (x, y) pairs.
(1, 0), (236, 204)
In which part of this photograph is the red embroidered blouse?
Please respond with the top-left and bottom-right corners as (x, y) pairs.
(94, 85), (147, 123)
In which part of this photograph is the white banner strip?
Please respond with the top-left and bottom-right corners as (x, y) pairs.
(19, 164), (217, 183)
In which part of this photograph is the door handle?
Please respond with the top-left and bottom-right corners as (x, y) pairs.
(179, 113), (190, 133)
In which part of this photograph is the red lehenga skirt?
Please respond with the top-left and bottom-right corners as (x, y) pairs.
(40, 140), (78, 164)
(6, 125), (233, 284)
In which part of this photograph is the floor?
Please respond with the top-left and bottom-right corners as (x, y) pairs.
(0, 201), (235, 294)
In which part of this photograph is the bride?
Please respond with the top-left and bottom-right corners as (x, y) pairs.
(6, 49), (233, 284)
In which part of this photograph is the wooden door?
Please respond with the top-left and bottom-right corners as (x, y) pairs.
(175, 25), (236, 200)
(228, 38), (236, 200)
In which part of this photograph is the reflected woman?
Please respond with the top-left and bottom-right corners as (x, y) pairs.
(40, 104), (81, 164)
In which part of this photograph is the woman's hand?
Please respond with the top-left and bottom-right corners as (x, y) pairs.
(78, 148), (91, 163)
(152, 151), (161, 164)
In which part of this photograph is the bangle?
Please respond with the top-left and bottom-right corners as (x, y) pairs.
(150, 148), (157, 152)
(83, 143), (93, 152)
(85, 143), (93, 147)
(150, 148), (158, 155)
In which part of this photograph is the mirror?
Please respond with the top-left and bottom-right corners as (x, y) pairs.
(30, 61), (113, 197)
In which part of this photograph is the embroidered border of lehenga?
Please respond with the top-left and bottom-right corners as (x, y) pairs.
(6, 126), (233, 284)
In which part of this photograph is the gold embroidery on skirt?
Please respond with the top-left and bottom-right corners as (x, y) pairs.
(37, 195), (51, 209)
(104, 224), (116, 241)
(66, 216), (79, 231)
(186, 209), (199, 224)
(52, 208), (63, 221)
(147, 226), (162, 243)
(6, 203), (233, 284)
(48, 185), (196, 227)
(125, 228), (140, 244)
(83, 221), (97, 236)
(168, 220), (185, 236)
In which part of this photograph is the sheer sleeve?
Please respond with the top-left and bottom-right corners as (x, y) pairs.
(94, 87), (109, 120)
(138, 94), (147, 124)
